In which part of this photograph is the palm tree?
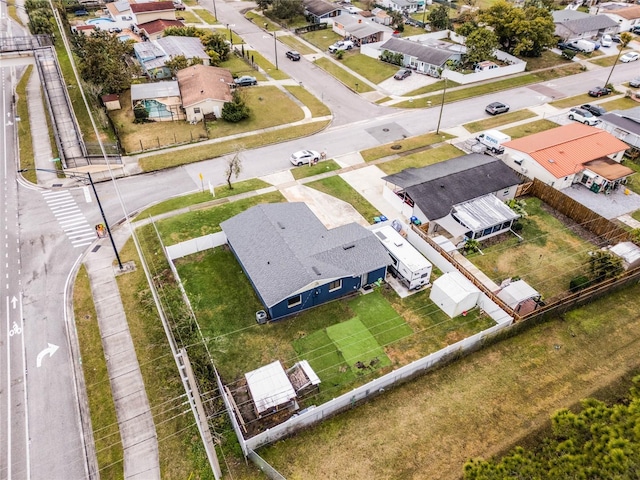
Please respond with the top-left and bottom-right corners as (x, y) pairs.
(604, 32), (633, 88)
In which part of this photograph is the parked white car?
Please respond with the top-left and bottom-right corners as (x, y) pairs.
(601, 34), (612, 47)
(290, 150), (321, 166)
(568, 107), (599, 126)
(620, 52), (640, 63)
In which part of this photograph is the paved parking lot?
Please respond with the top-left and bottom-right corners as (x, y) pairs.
(561, 183), (640, 219)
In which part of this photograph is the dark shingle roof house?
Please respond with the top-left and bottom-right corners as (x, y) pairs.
(383, 154), (521, 220)
(221, 203), (390, 320)
(379, 37), (453, 67)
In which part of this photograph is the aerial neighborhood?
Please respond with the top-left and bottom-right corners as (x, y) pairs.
(5, 0), (640, 477)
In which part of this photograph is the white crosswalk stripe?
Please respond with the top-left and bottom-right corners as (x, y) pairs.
(42, 190), (95, 247)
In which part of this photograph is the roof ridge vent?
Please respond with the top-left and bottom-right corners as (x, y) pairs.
(277, 221), (285, 229)
(343, 244), (355, 250)
(312, 266), (321, 275)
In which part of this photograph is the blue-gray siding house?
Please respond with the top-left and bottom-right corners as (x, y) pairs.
(220, 203), (390, 320)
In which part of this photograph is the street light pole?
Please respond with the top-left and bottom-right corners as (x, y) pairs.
(436, 67), (448, 135)
(273, 31), (278, 70)
(19, 168), (123, 270)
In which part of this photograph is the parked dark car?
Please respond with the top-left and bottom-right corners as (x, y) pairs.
(612, 34), (622, 43)
(74, 9), (89, 15)
(588, 86), (612, 97)
(393, 69), (411, 80)
(485, 101), (510, 115)
(234, 75), (258, 87)
(580, 104), (606, 116)
(286, 50), (301, 61)
(632, 25), (640, 34)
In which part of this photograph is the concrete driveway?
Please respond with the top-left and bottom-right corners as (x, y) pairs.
(378, 71), (440, 96)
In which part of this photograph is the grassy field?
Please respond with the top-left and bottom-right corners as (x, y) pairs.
(191, 7), (216, 24)
(501, 119), (559, 139)
(360, 132), (454, 162)
(306, 176), (380, 221)
(403, 79), (461, 97)
(74, 266), (123, 479)
(463, 110), (537, 134)
(394, 64), (585, 109)
(155, 191), (284, 244)
(16, 66), (36, 183)
(139, 120), (329, 171)
(112, 86), (303, 154)
(314, 57), (374, 93)
(277, 35), (316, 55)
(257, 279), (640, 479)
(301, 28), (343, 51)
(176, 10), (200, 23)
(599, 96), (640, 111)
(588, 55), (618, 67)
(551, 93), (600, 109)
(245, 11), (279, 32)
(249, 48), (289, 80)
(341, 52), (400, 84)
(468, 197), (596, 300)
(134, 178), (272, 219)
(291, 159), (341, 180)
(284, 85), (331, 117)
(377, 144), (465, 175)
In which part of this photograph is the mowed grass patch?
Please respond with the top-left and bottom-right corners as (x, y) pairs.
(403, 79), (461, 97)
(259, 281), (640, 480)
(191, 8), (216, 24)
(250, 49), (289, 80)
(314, 57), (374, 93)
(468, 197), (595, 300)
(523, 50), (572, 70)
(301, 28), (343, 50)
(599, 96), (639, 111)
(291, 159), (341, 180)
(74, 265), (123, 480)
(133, 178), (271, 219)
(360, 132), (454, 162)
(463, 109), (537, 133)
(305, 176), (379, 221)
(245, 11), (279, 31)
(175, 10), (200, 23)
(293, 329), (356, 388)
(349, 290), (413, 346)
(278, 35), (316, 55)
(501, 119), (559, 139)
(589, 55), (618, 67)
(550, 93), (596, 109)
(156, 191), (285, 245)
(16, 66), (36, 183)
(139, 120), (329, 171)
(284, 85), (331, 117)
(377, 144), (464, 175)
(326, 318), (391, 373)
(340, 53), (400, 84)
(221, 55), (266, 78)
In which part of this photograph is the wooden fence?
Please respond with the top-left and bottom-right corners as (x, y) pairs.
(522, 179), (631, 244)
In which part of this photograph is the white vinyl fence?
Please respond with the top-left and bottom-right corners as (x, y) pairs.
(165, 232), (227, 260)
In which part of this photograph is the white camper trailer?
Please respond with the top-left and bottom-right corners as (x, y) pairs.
(372, 225), (432, 290)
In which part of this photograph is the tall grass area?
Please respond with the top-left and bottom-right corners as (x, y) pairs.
(16, 66), (36, 184)
(73, 266), (123, 479)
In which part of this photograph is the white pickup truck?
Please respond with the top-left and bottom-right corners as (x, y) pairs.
(328, 40), (354, 53)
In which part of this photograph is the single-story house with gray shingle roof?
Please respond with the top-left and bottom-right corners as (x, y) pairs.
(221, 203), (390, 320)
(303, 0), (342, 23)
(382, 154), (522, 241)
(552, 10), (618, 41)
(379, 37), (454, 76)
(332, 13), (395, 45)
(590, 3), (640, 33)
(134, 36), (210, 79)
(599, 106), (640, 151)
(379, 0), (420, 14)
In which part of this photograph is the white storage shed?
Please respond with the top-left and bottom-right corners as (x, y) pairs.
(245, 360), (297, 417)
(430, 271), (481, 318)
(497, 280), (540, 310)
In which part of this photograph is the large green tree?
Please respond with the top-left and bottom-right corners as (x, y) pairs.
(164, 55), (203, 75)
(72, 30), (137, 94)
(428, 4), (452, 31)
(271, 0), (304, 20)
(481, 1), (555, 57)
(464, 28), (498, 66)
(464, 376), (640, 479)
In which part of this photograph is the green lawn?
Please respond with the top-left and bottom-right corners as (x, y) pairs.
(248, 49), (289, 80)
(551, 94), (599, 109)
(360, 132), (454, 162)
(599, 96), (640, 111)
(191, 7), (216, 24)
(176, 10), (200, 23)
(589, 55), (618, 67)
(467, 197), (596, 300)
(463, 110), (538, 134)
(284, 85), (331, 117)
(314, 57), (374, 93)
(155, 191), (285, 245)
(326, 318), (392, 373)
(403, 79), (461, 97)
(305, 176), (379, 221)
(278, 35), (316, 55)
(501, 119), (559, 139)
(245, 11), (279, 31)
(301, 28), (343, 51)
(377, 144), (465, 175)
(291, 159), (341, 180)
(139, 120), (329, 171)
(134, 178), (272, 219)
(341, 53), (400, 84)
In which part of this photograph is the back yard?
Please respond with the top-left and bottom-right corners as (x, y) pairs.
(467, 197), (598, 300)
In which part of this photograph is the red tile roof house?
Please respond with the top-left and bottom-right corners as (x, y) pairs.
(130, 1), (176, 25)
(137, 19), (184, 40)
(176, 65), (234, 122)
(501, 123), (632, 194)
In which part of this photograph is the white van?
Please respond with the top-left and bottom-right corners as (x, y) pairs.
(570, 39), (595, 53)
(475, 129), (511, 154)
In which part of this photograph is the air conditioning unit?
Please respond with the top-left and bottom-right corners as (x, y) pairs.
(255, 310), (268, 324)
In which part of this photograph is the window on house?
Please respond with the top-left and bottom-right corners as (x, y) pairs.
(194, 107), (201, 114)
(503, 189), (510, 196)
(287, 295), (301, 308)
(329, 280), (342, 292)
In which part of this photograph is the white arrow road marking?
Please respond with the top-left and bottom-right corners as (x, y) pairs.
(36, 343), (59, 368)
(11, 296), (17, 308)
